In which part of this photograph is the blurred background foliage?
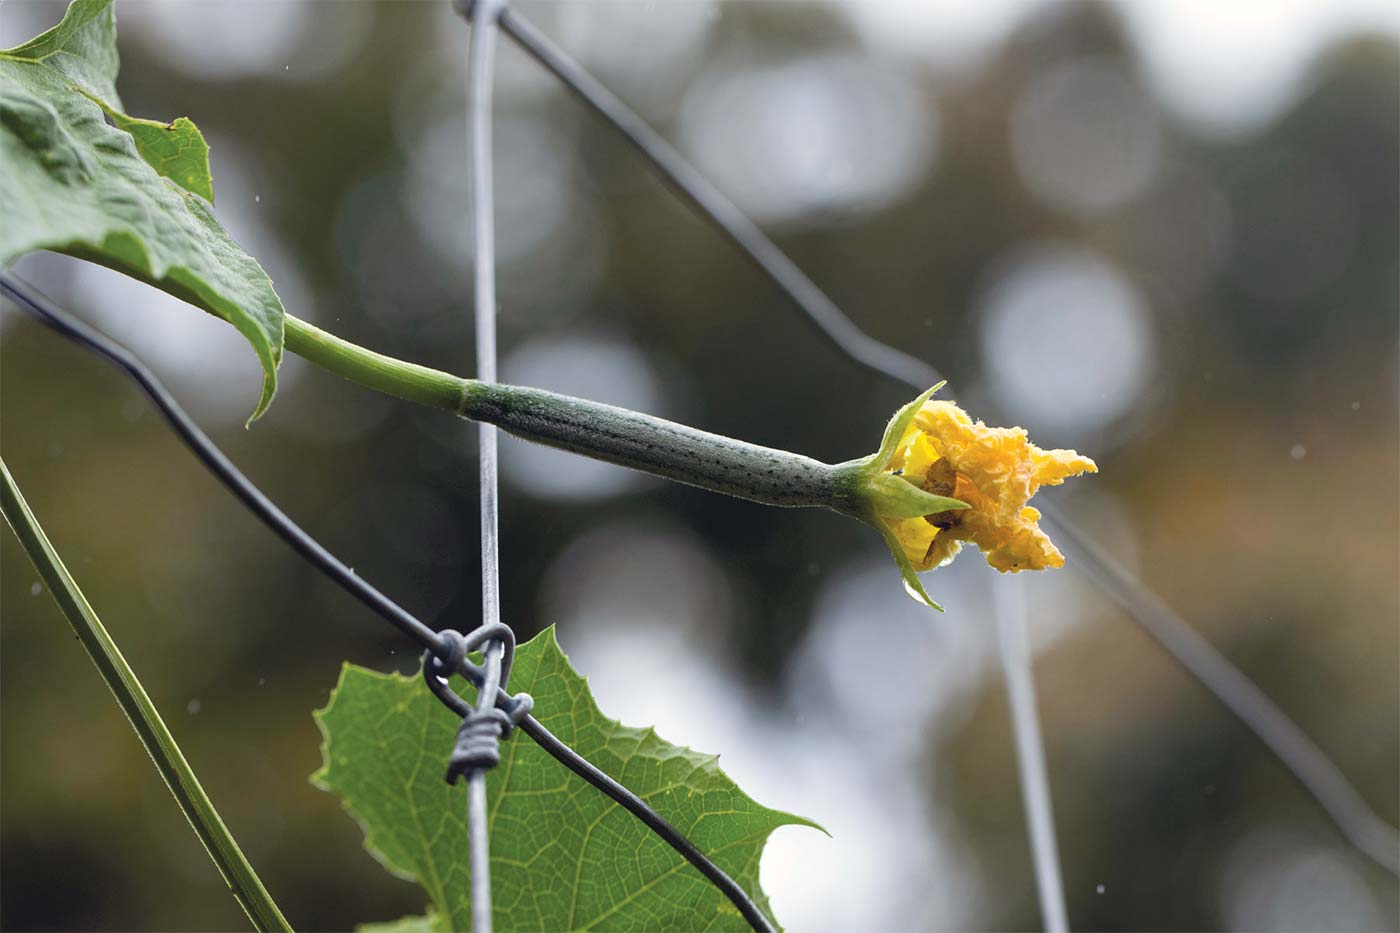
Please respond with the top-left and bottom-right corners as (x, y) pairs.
(1, 1), (1396, 930)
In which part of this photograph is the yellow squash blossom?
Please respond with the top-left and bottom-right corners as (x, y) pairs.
(843, 384), (1097, 608)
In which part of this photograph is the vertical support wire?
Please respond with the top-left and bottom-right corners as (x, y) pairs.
(466, 2), (506, 931)
(993, 575), (1069, 933)
(468, 640), (506, 933)
(491, 8), (1400, 878)
(468, 0), (503, 638)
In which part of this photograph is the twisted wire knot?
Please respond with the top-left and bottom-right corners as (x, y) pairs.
(446, 707), (512, 782)
(424, 624), (534, 784)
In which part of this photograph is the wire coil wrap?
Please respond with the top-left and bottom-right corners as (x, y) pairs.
(423, 624), (534, 784)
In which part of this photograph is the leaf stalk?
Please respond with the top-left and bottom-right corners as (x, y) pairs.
(0, 457), (292, 933)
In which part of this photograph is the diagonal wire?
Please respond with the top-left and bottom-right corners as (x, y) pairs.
(1044, 512), (1400, 874)
(0, 279), (443, 653)
(492, 8), (1400, 879)
(495, 10), (940, 392)
(0, 272), (777, 932)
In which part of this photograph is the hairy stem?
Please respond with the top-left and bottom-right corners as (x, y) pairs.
(0, 458), (292, 933)
(285, 315), (862, 514)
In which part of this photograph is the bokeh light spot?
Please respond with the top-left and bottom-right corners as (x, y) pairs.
(678, 54), (936, 226)
(978, 242), (1157, 440)
(1010, 58), (1162, 216)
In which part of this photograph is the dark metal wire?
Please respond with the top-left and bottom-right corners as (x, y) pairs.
(492, 10), (1400, 876)
(0, 276), (443, 653)
(0, 272), (779, 930)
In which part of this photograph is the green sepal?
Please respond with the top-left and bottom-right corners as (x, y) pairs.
(864, 471), (968, 519)
(868, 382), (945, 474)
(854, 383), (959, 611)
(876, 524), (944, 612)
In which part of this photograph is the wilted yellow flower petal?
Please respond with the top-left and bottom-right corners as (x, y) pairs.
(899, 433), (940, 484)
(883, 400), (1096, 573)
(890, 514), (940, 566)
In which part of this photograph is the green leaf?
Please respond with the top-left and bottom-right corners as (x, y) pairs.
(313, 627), (817, 932)
(0, 0), (284, 421)
(1, 0), (119, 102)
(103, 111), (214, 201)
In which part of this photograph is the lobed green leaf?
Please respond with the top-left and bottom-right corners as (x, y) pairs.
(313, 627), (817, 932)
(0, 0), (284, 421)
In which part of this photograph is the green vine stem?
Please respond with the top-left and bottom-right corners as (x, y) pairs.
(0, 457), (292, 933)
(286, 314), (869, 514)
(284, 315), (464, 415)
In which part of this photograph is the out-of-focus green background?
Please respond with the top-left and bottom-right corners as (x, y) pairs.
(2, 1), (1396, 930)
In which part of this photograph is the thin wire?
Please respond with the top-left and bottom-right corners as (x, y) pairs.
(469, 0), (503, 642)
(0, 272), (778, 930)
(465, 2), (504, 928)
(495, 10), (940, 392)
(516, 710), (777, 932)
(468, 640), (505, 933)
(0, 276), (443, 652)
(504, 0), (1400, 895)
(426, 656), (776, 932)
(458, 4), (778, 926)
(1043, 512), (1400, 874)
(993, 575), (1069, 933)
(492, 10), (1400, 877)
